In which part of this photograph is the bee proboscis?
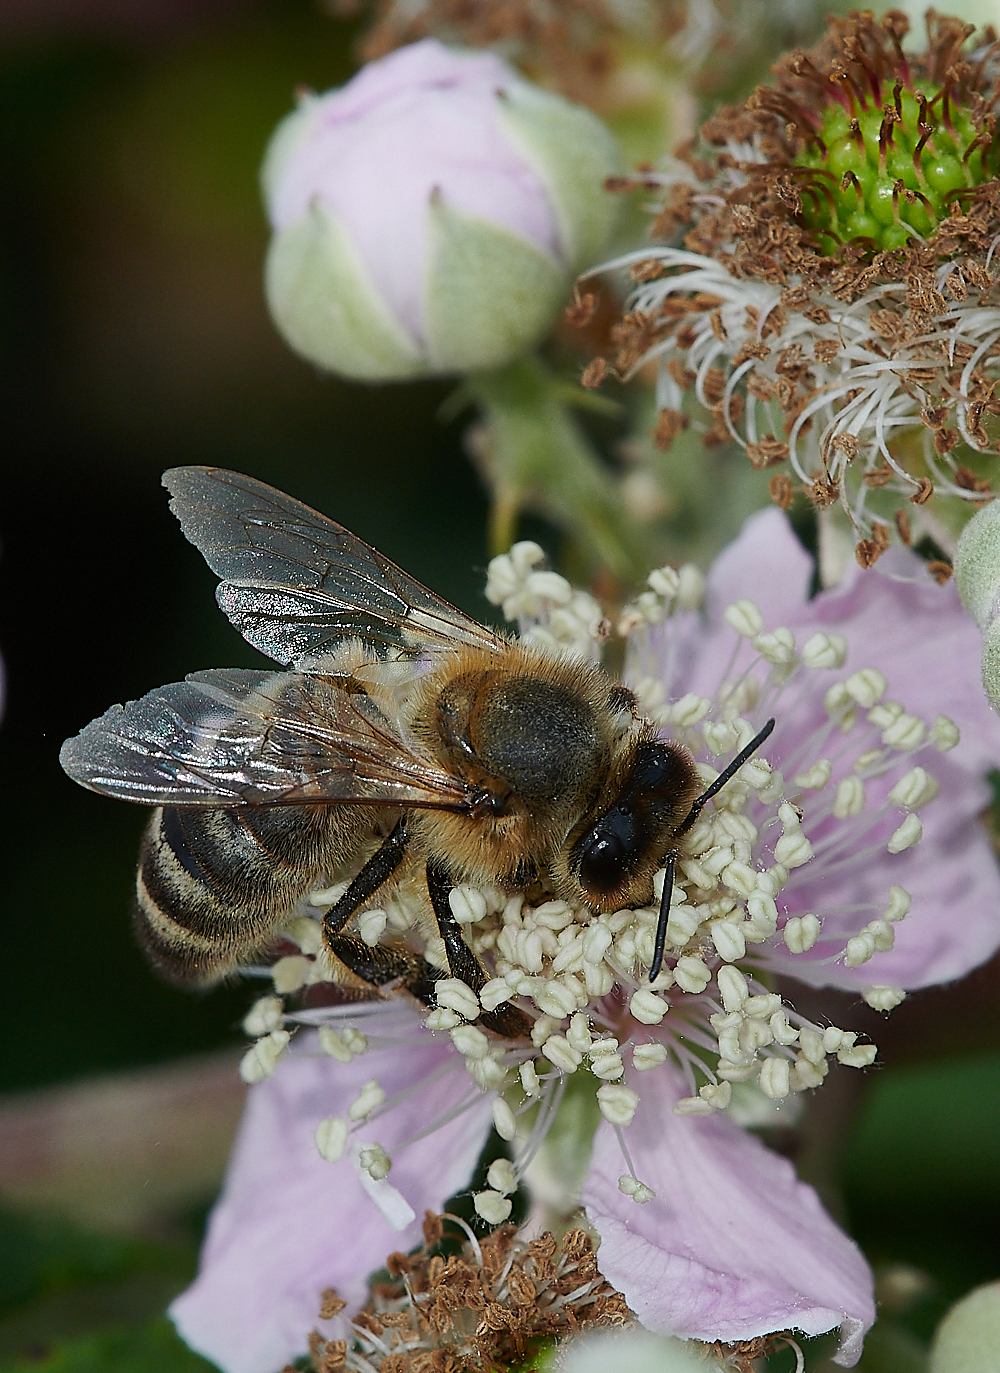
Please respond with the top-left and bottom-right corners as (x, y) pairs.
(60, 468), (773, 1037)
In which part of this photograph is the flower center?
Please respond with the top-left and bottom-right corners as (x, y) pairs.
(795, 79), (998, 254)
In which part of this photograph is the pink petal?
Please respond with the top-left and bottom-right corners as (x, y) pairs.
(772, 765), (1000, 990)
(812, 549), (1000, 776)
(704, 508), (815, 627)
(582, 1063), (874, 1366)
(171, 1006), (491, 1373)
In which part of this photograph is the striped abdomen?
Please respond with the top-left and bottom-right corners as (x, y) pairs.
(134, 803), (371, 986)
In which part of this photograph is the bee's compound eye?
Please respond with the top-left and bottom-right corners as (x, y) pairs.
(578, 831), (627, 893)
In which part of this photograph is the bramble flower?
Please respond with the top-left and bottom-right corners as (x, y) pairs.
(585, 11), (1000, 566)
(263, 39), (621, 381)
(171, 510), (1000, 1372)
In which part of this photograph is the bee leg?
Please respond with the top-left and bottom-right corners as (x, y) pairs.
(321, 818), (410, 946)
(425, 862), (532, 1040)
(649, 850), (676, 983)
(326, 934), (441, 1009)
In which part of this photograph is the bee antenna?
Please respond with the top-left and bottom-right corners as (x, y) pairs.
(649, 718), (776, 983)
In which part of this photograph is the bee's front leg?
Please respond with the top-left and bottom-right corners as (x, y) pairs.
(425, 862), (532, 1040)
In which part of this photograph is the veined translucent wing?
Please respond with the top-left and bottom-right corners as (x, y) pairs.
(163, 467), (505, 669)
(59, 669), (472, 810)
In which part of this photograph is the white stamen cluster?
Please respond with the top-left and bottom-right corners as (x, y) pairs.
(485, 542), (607, 661)
(234, 573), (957, 1211)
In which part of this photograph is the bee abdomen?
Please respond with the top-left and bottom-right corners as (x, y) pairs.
(134, 805), (332, 987)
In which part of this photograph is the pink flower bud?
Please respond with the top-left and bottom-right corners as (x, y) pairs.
(263, 40), (621, 380)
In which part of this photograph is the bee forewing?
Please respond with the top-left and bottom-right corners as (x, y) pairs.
(162, 467), (504, 669)
(59, 668), (471, 809)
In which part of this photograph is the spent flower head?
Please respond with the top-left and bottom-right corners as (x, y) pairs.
(586, 10), (1000, 566)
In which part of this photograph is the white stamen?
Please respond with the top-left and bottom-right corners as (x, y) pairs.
(618, 1174), (656, 1203)
(724, 599), (764, 637)
(888, 813), (923, 852)
(566, 1012), (593, 1051)
(473, 1190), (512, 1225)
(542, 1036), (582, 1073)
(629, 989), (668, 1024)
(492, 1097), (518, 1141)
(882, 713), (927, 750)
(932, 714), (960, 750)
(794, 759), (832, 789)
(451, 1025), (491, 1060)
(674, 956), (712, 993)
(676, 564), (705, 609)
(341, 1027), (368, 1054)
(674, 1095), (715, 1115)
(242, 996), (283, 1037)
(239, 1030), (289, 1083)
(479, 978), (512, 1013)
(286, 915), (324, 952)
(711, 918), (747, 961)
(883, 885), (912, 921)
(486, 1158), (518, 1195)
(597, 1083), (640, 1126)
(759, 1057), (791, 1099)
(700, 1081), (732, 1109)
(449, 885), (487, 924)
(424, 1008), (461, 1031)
(753, 627), (797, 665)
(349, 1079), (386, 1121)
(784, 913), (821, 953)
(520, 1061), (541, 1096)
(717, 965), (749, 1011)
(633, 1042), (669, 1070)
(834, 776), (866, 818)
(889, 767), (939, 809)
(358, 1144), (392, 1181)
(802, 632), (847, 669)
(271, 955), (312, 994)
(435, 978), (481, 1021)
(315, 1116), (349, 1163)
(318, 1026), (354, 1062)
(844, 668), (887, 708)
(863, 985), (906, 1011)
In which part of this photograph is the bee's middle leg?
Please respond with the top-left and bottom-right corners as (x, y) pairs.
(425, 862), (532, 1040)
(321, 817), (410, 949)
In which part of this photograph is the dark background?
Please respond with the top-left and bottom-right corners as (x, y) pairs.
(0, 0), (502, 1092)
(0, 3), (998, 1369)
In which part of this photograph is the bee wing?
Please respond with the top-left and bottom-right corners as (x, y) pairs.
(162, 466), (505, 669)
(59, 668), (472, 809)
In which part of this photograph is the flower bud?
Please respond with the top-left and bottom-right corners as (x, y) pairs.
(955, 500), (1000, 710)
(263, 40), (622, 380)
(930, 1282), (1000, 1373)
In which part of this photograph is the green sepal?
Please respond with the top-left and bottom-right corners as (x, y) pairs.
(494, 83), (623, 273)
(424, 197), (568, 374)
(264, 202), (424, 381)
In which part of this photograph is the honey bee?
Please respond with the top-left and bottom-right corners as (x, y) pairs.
(60, 468), (773, 1039)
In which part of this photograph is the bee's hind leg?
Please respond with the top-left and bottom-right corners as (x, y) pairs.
(325, 934), (441, 1009)
(425, 862), (532, 1040)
